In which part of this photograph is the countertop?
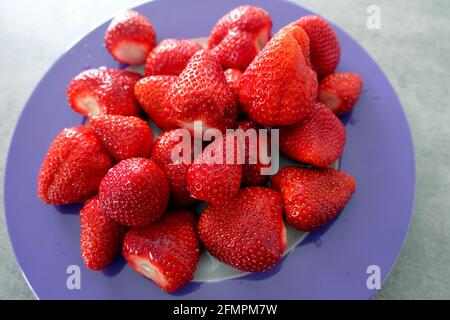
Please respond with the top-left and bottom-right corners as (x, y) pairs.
(1, 0), (449, 299)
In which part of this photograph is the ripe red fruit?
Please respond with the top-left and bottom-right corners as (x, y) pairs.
(89, 115), (153, 161)
(145, 39), (203, 76)
(99, 158), (169, 227)
(67, 68), (141, 117)
(105, 10), (156, 65)
(293, 15), (341, 78)
(166, 50), (237, 133)
(134, 75), (178, 131)
(239, 25), (318, 126)
(236, 120), (270, 186)
(150, 129), (197, 207)
(38, 126), (112, 205)
(186, 133), (242, 205)
(224, 68), (244, 116)
(224, 68), (243, 98)
(272, 166), (356, 232)
(208, 6), (272, 70)
(318, 72), (364, 116)
(80, 196), (127, 270)
(123, 210), (200, 292)
(198, 187), (286, 272)
(279, 102), (346, 167)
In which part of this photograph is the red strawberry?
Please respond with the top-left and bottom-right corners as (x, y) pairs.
(239, 25), (318, 126)
(166, 50), (237, 133)
(293, 15), (341, 78)
(150, 129), (197, 207)
(198, 187), (286, 272)
(123, 210), (200, 292)
(318, 72), (364, 116)
(224, 68), (244, 116)
(67, 68), (141, 117)
(134, 75), (178, 131)
(208, 6), (272, 70)
(105, 10), (156, 65)
(236, 120), (270, 186)
(186, 133), (242, 205)
(89, 115), (153, 161)
(38, 126), (112, 205)
(145, 39), (203, 76)
(99, 158), (169, 227)
(279, 102), (346, 167)
(224, 68), (243, 97)
(80, 196), (127, 270)
(271, 166), (356, 231)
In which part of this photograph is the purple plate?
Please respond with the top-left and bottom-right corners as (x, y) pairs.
(4, 0), (415, 299)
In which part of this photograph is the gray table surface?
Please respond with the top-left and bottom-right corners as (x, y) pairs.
(1, 0), (449, 300)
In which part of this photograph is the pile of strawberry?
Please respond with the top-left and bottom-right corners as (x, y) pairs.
(38, 6), (362, 292)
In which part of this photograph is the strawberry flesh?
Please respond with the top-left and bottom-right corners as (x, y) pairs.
(105, 10), (156, 65)
(123, 210), (200, 292)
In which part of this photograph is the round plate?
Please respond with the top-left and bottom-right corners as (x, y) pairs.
(4, 0), (415, 299)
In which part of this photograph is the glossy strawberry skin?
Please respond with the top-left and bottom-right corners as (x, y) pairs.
(224, 68), (243, 98)
(150, 129), (197, 207)
(208, 6), (272, 70)
(166, 50), (237, 133)
(105, 10), (156, 65)
(89, 115), (153, 162)
(239, 25), (318, 126)
(67, 68), (142, 117)
(224, 68), (244, 116)
(145, 39), (203, 76)
(236, 120), (270, 186)
(272, 166), (356, 232)
(134, 75), (178, 131)
(279, 102), (346, 167)
(38, 126), (113, 205)
(80, 196), (127, 271)
(293, 15), (341, 78)
(99, 158), (169, 227)
(123, 210), (200, 292)
(186, 134), (242, 205)
(198, 187), (286, 272)
(318, 72), (364, 115)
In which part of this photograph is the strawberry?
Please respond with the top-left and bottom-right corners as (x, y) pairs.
(150, 129), (197, 207)
(186, 133), (242, 205)
(105, 10), (156, 65)
(224, 68), (244, 116)
(145, 39), (203, 76)
(236, 120), (270, 186)
(198, 187), (286, 272)
(293, 15), (341, 78)
(99, 158), (169, 227)
(166, 49), (237, 133)
(80, 196), (127, 270)
(134, 75), (178, 131)
(89, 115), (153, 162)
(271, 166), (356, 232)
(224, 68), (243, 98)
(67, 68), (142, 117)
(318, 72), (364, 116)
(38, 126), (112, 205)
(279, 102), (346, 167)
(208, 6), (272, 70)
(239, 25), (318, 126)
(123, 210), (200, 292)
